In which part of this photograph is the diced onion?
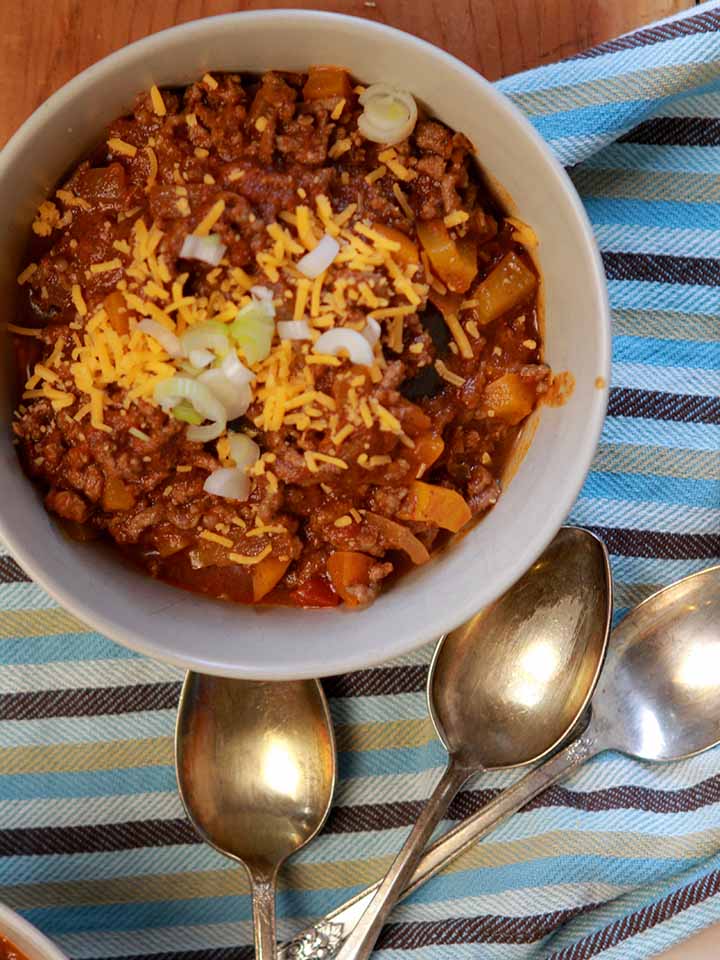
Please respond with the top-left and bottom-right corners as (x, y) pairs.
(227, 432), (260, 471)
(221, 350), (255, 386)
(188, 348), (214, 369)
(180, 234), (227, 266)
(180, 322), (230, 357)
(198, 368), (253, 420)
(362, 317), (381, 347)
(358, 83), (418, 145)
(250, 285), (275, 304)
(314, 328), (374, 366)
(203, 467), (250, 501)
(137, 318), (183, 358)
(297, 234), (340, 278)
(277, 320), (312, 341)
(154, 376), (227, 442)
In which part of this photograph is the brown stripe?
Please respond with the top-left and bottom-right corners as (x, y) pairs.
(0, 818), (197, 856)
(324, 665), (427, 698)
(378, 905), (596, 948)
(548, 868), (720, 959)
(575, 9), (720, 60)
(619, 116), (720, 147)
(585, 527), (720, 560)
(328, 773), (720, 833)
(0, 682), (181, 720)
(603, 251), (720, 286)
(0, 555), (30, 583)
(607, 388), (720, 425)
(0, 670), (426, 721)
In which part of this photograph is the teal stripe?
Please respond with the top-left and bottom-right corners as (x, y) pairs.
(609, 556), (713, 584)
(339, 740), (447, 777)
(0, 634), (138, 664)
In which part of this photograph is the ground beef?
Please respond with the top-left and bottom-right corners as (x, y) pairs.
(10, 67), (549, 608)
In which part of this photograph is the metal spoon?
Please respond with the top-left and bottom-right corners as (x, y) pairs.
(282, 562), (720, 960)
(333, 526), (612, 960)
(176, 675), (336, 959)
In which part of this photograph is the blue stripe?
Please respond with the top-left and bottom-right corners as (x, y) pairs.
(530, 100), (656, 137)
(613, 335), (720, 369)
(585, 198), (720, 230)
(0, 767), (176, 801)
(582, 471), (720, 508)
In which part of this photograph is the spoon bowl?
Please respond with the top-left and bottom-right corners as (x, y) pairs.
(429, 526), (611, 769)
(334, 526), (612, 960)
(591, 564), (720, 762)
(176, 675), (336, 958)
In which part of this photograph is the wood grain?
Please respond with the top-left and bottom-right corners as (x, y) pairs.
(0, 0), (694, 146)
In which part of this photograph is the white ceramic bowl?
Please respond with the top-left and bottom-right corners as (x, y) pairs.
(0, 904), (66, 960)
(0, 11), (610, 678)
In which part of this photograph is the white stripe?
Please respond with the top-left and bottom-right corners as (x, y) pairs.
(612, 361), (720, 396)
(0, 657), (182, 694)
(0, 791), (183, 829)
(658, 90), (720, 118)
(595, 222), (720, 258)
(0, 710), (175, 747)
(572, 496), (720, 534)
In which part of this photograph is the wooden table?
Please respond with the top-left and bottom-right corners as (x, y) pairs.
(2, 0), (716, 958)
(0, 0), (696, 147)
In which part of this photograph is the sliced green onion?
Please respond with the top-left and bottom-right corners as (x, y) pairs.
(180, 322), (230, 358)
(154, 376), (227, 443)
(231, 300), (275, 365)
(172, 401), (203, 425)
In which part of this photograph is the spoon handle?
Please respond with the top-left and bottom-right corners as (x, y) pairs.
(250, 873), (278, 959)
(332, 760), (469, 960)
(281, 731), (598, 960)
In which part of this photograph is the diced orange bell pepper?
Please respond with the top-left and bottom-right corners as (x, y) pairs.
(327, 551), (374, 607)
(480, 372), (537, 425)
(303, 66), (352, 102)
(102, 475), (135, 512)
(398, 480), (471, 532)
(372, 223), (420, 264)
(252, 556), (292, 602)
(472, 252), (537, 325)
(414, 434), (445, 470)
(416, 219), (478, 293)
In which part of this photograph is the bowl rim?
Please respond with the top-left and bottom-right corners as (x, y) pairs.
(0, 903), (67, 960)
(0, 9), (611, 678)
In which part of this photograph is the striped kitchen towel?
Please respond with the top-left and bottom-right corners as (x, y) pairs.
(1, 4), (720, 960)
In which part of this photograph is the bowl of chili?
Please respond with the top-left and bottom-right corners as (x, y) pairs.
(0, 11), (610, 678)
(0, 904), (66, 960)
